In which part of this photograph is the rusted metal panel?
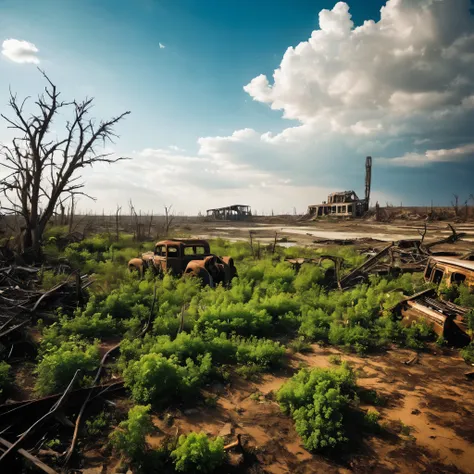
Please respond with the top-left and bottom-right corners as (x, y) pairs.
(424, 256), (474, 289)
(394, 289), (471, 345)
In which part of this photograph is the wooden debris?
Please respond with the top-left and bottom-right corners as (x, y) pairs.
(63, 284), (157, 465)
(0, 369), (81, 464)
(0, 437), (58, 474)
(404, 354), (419, 366)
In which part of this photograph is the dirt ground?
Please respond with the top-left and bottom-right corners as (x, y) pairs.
(80, 218), (474, 474)
(143, 345), (474, 474)
(5, 217), (473, 473)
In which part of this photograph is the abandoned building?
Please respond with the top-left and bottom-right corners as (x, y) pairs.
(308, 156), (372, 218)
(206, 204), (252, 220)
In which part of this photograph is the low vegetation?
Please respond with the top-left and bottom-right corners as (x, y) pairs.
(0, 361), (11, 398)
(171, 432), (225, 473)
(277, 363), (358, 451)
(109, 404), (154, 463)
(7, 228), (471, 465)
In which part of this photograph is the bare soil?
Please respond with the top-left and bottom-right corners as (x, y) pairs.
(78, 218), (474, 473)
(82, 345), (474, 474)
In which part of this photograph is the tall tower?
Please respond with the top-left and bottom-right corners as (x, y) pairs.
(365, 156), (372, 211)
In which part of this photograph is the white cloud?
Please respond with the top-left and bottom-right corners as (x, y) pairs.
(1, 38), (40, 64)
(244, 0), (474, 125)
(33, 0), (474, 214)
(159, 42), (165, 49)
(377, 143), (474, 167)
(168, 145), (184, 152)
(200, 0), (474, 182)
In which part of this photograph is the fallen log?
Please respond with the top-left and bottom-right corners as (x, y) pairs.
(0, 437), (58, 474)
(0, 369), (81, 464)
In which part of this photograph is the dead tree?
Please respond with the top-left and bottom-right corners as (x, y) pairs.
(0, 70), (130, 259)
(451, 194), (459, 217)
(147, 211), (153, 238)
(418, 224), (427, 245)
(164, 205), (175, 236)
(115, 205), (122, 241)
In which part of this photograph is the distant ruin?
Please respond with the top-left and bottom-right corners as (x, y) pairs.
(307, 156), (372, 218)
(206, 204), (252, 220)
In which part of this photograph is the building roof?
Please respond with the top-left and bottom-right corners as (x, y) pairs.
(206, 204), (250, 212)
(328, 191), (355, 196)
(431, 256), (474, 272)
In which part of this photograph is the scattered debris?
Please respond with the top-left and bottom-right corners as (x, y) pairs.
(392, 289), (471, 345)
(404, 354), (419, 366)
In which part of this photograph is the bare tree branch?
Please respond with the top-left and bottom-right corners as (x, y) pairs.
(0, 71), (130, 257)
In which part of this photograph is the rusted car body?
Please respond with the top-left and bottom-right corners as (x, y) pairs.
(423, 256), (474, 289)
(392, 289), (471, 345)
(128, 239), (237, 287)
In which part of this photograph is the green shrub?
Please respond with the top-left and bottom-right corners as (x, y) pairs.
(236, 363), (264, 380)
(277, 364), (356, 451)
(35, 339), (100, 396)
(123, 353), (212, 406)
(299, 308), (331, 342)
(235, 337), (285, 368)
(461, 343), (474, 365)
(42, 310), (118, 345)
(86, 411), (110, 437)
(455, 284), (474, 308)
(363, 410), (380, 432)
(328, 355), (342, 365)
(109, 405), (153, 462)
(171, 432), (225, 473)
(402, 320), (436, 350)
(288, 337), (312, 353)
(466, 310), (474, 335)
(40, 269), (68, 290)
(195, 303), (272, 337)
(293, 264), (325, 292)
(439, 282), (459, 302)
(0, 361), (11, 397)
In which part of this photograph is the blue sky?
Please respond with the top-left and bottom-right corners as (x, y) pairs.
(1, 0), (474, 214)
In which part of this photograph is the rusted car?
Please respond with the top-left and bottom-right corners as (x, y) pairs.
(390, 256), (474, 345)
(423, 256), (474, 289)
(128, 239), (237, 287)
(393, 289), (471, 345)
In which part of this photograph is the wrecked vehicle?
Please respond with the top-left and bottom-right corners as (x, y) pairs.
(391, 256), (474, 345)
(424, 256), (474, 289)
(392, 289), (471, 345)
(128, 239), (237, 287)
